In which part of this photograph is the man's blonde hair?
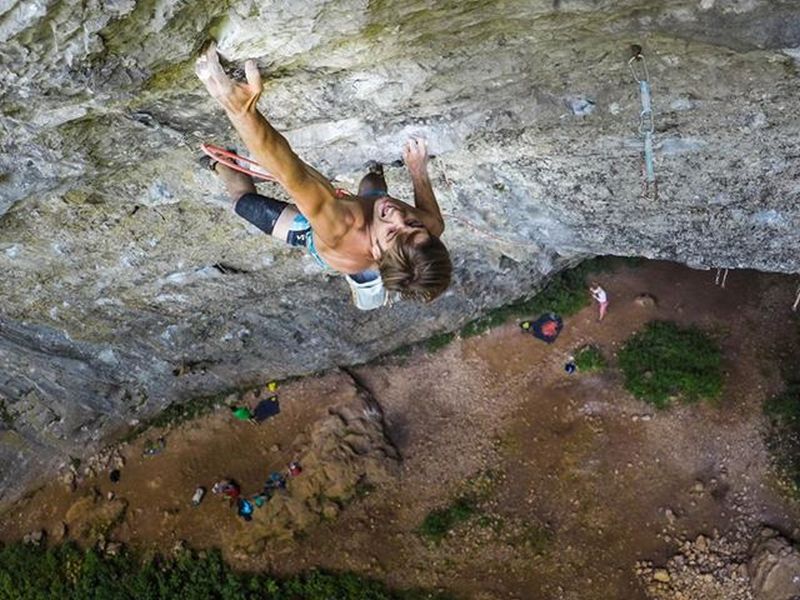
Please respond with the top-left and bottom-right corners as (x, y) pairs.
(379, 231), (452, 302)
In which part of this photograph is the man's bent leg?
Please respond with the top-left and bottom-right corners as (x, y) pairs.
(216, 162), (257, 204)
(213, 157), (309, 246)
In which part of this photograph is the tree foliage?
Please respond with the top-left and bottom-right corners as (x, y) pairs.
(0, 543), (449, 600)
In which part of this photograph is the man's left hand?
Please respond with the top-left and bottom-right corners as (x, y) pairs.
(195, 41), (262, 117)
(404, 137), (429, 175)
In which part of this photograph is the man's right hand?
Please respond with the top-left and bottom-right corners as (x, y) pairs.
(195, 41), (262, 117)
(403, 137), (430, 176)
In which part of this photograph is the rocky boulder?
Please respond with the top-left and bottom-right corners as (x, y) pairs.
(748, 528), (800, 600)
(233, 400), (400, 552)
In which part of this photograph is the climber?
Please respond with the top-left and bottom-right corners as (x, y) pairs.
(195, 41), (452, 305)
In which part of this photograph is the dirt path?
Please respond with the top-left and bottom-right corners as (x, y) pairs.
(2, 260), (798, 600)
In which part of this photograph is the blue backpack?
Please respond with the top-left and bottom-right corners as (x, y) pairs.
(238, 498), (254, 520)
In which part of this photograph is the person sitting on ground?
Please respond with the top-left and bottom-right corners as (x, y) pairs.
(212, 479), (241, 505)
(195, 41), (452, 305)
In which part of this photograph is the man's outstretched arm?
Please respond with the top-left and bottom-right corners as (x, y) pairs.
(195, 42), (342, 228)
(404, 137), (444, 237)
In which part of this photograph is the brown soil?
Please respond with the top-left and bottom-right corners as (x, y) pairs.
(1, 260), (799, 600)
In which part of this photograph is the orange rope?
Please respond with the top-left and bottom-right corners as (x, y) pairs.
(201, 143), (277, 182)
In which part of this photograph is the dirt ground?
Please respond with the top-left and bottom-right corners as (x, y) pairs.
(2, 260), (799, 600)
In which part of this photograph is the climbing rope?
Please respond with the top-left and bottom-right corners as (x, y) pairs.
(200, 143), (276, 182)
(793, 282), (800, 312)
(714, 268), (729, 288)
(629, 46), (657, 200)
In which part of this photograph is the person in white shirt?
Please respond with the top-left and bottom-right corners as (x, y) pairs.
(589, 282), (609, 322)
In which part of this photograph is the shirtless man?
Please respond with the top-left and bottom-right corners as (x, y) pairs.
(195, 42), (452, 304)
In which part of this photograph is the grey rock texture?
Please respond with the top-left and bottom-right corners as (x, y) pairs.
(749, 528), (800, 600)
(1, 0), (799, 502)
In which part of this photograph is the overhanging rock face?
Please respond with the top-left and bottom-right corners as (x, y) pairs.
(1, 0), (799, 502)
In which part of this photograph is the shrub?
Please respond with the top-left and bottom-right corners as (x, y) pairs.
(574, 345), (606, 372)
(425, 332), (456, 353)
(0, 543), (450, 600)
(764, 383), (800, 424)
(418, 471), (505, 543)
(419, 496), (477, 543)
(618, 321), (723, 408)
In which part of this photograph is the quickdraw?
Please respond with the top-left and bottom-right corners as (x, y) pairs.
(714, 268), (729, 288)
(629, 46), (657, 199)
(200, 143), (276, 182)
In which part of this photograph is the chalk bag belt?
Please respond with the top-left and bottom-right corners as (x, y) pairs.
(629, 51), (657, 199)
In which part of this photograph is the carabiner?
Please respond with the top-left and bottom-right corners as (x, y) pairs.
(628, 52), (649, 83)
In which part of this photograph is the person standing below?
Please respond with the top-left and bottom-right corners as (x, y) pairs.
(589, 282), (609, 322)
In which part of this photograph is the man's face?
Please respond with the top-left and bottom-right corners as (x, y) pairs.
(371, 196), (430, 258)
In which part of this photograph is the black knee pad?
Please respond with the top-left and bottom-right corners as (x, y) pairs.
(234, 193), (289, 235)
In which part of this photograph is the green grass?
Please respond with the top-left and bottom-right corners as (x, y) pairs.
(574, 345), (606, 372)
(459, 256), (620, 338)
(764, 383), (800, 423)
(0, 542), (451, 600)
(618, 321), (723, 409)
(764, 381), (800, 495)
(418, 471), (504, 543)
(425, 332), (456, 353)
(419, 496), (478, 543)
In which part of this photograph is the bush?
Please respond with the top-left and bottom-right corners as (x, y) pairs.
(618, 321), (723, 408)
(419, 496), (477, 543)
(764, 382), (800, 495)
(418, 470), (504, 543)
(764, 384), (800, 424)
(425, 332), (456, 353)
(574, 345), (606, 372)
(0, 543), (450, 600)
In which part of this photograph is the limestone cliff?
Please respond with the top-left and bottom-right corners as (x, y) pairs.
(1, 0), (798, 502)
